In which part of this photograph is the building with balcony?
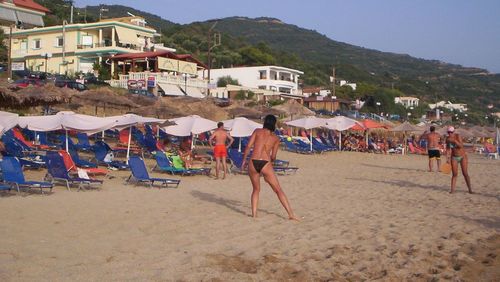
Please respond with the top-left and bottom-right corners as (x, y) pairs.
(429, 101), (468, 112)
(0, 0), (49, 30)
(395, 96), (420, 108)
(202, 66), (304, 97)
(9, 16), (162, 75)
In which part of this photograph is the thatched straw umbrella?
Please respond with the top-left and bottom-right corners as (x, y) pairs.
(254, 105), (286, 117)
(75, 87), (139, 115)
(0, 83), (76, 110)
(227, 106), (263, 119)
(134, 100), (183, 119)
(163, 96), (228, 121)
(273, 99), (315, 120)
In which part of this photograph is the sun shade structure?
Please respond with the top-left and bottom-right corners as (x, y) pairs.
(106, 114), (167, 162)
(285, 116), (328, 151)
(324, 116), (361, 151)
(18, 111), (118, 151)
(0, 111), (19, 136)
(390, 121), (421, 132)
(164, 115), (217, 149)
(223, 117), (262, 152)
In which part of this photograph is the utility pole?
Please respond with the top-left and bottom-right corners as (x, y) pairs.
(62, 20), (67, 74)
(7, 24), (13, 81)
(207, 21), (220, 97)
(331, 67), (335, 97)
(70, 5), (74, 24)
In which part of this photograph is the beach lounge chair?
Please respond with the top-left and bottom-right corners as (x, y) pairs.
(483, 143), (499, 159)
(0, 157), (53, 193)
(93, 141), (129, 170)
(59, 150), (108, 176)
(152, 151), (211, 176)
(45, 152), (103, 191)
(1, 136), (45, 169)
(69, 149), (99, 168)
(12, 128), (52, 150)
(126, 156), (180, 188)
(408, 143), (426, 155)
(75, 133), (93, 151)
(227, 149), (298, 175)
(282, 139), (313, 154)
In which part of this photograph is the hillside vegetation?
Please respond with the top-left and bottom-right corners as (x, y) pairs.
(29, 1), (500, 124)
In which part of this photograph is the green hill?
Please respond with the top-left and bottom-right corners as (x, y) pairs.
(33, 1), (499, 123)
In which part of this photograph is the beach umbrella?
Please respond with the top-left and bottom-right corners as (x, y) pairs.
(324, 116), (361, 150)
(285, 116), (328, 151)
(454, 127), (474, 138)
(273, 99), (315, 120)
(107, 114), (166, 162)
(18, 111), (118, 151)
(0, 111), (19, 136)
(164, 115), (217, 148)
(390, 121), (420, 132)
(390, 122), (421, 155)
(223, 117), (262, 152)
(227, 107), (263, 119)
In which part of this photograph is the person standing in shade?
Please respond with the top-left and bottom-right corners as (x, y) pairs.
(445, 126), (473, 194)
(422, 125), (442, 172)
(241, 115), (299, 221)
(209, 122), (234, 179)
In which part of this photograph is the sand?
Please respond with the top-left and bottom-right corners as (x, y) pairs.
(0, 151), (499, 281)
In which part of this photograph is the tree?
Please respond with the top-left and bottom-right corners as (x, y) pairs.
(0, 29), (7, 63)
(217, 76), (239, 87)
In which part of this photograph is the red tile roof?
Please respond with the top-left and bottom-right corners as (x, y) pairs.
(12, 0), (50, 13)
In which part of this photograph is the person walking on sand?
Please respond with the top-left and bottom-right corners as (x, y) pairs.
(241, 115), (299, 221)
(209, 122), (234, 179)
(445, 126), (472, 194)
(422, 125), (442, 172)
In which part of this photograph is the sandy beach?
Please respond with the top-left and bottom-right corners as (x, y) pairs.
(0, 151), (498, 281)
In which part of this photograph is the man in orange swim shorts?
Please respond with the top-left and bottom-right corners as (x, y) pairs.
(209, 122), (234, 179)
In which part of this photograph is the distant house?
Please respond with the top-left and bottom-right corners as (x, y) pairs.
(210, 84), (280, 101)
(395, 96), (419, 108)
(302, 86), (331, 97)
(202, 65), (304, 98)
(339, 80), (357, 91)
(429, 101), (468, 112)
(0, 0), (49, 29)
(303, 96), (351, 113)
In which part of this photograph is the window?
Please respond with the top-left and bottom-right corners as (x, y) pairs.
(32, 39), (41, 49)
(20, 39), (28, 50)
(81, 35), (93, 46)
(55, 37), (64, 47)
(258, 86), (267, 90)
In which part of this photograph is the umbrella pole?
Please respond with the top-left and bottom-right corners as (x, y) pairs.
(239, 138), (241, 152)
(157, 126), (160, 139)
(191, 135), (195, 150)
(126, 126), (132, 164)
(65, 130), (69, 152)
(310, 129), (313, 151)
(339, 131), (342, 151)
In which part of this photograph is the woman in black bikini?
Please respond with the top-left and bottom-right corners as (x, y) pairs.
(445, 126), (472, 194)
(241, 115), (299, 220)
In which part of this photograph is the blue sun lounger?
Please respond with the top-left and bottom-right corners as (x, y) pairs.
(126, 156), (180, 188)
(152, 151), (211, 176)
(0, 157), (53, 193)
(45, 152), (103, 191)
(227, 149), (298, 175)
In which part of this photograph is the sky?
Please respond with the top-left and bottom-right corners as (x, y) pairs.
(74, 0), (500, 73)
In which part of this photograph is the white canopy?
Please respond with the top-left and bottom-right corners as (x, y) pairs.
(324, 116), (360, 131)
(0, 111), (19, 136)
(106, 114), (166, 161)
(164, 115), (217, 137)
(223, 117), (262, 138)
(107, 114), (166, 130)
(18, 111), (117, 134)
(285, 116), (327, 130)
(285, 116), (328, 151)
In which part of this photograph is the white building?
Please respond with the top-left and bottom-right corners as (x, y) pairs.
(339, 80), (357, 91)
(395, 96), (419, 108)
(201, 66), (303, 97)
(429, 101), (468, 112)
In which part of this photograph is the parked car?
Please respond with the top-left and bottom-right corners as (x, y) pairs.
(128, 89), (156, 98)
(83, 74), (109, 86)
(54, 80), (88, 91)
(9, 78), (45, 89)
